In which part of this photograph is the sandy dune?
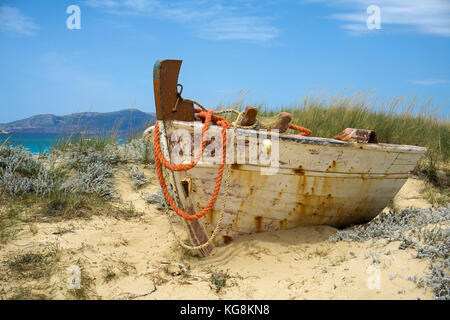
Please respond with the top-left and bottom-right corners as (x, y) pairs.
(0, 167), (435, 299)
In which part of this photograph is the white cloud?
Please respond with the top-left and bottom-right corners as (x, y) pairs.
(304, 0), (450, 36)
(410, 79), (449, 86)
(0, 6), (39, 36)
(84, 0), (280, 42)
(84, 0), (120, 9)
(198, 17), (280, 41)
(84, 0), (158, 15)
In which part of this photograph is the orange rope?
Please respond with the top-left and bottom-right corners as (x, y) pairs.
(154, 107), (311, 222)
(154, 109), (230, 221)
(289, 123), (312, 136)
(155, 109), (216, 171)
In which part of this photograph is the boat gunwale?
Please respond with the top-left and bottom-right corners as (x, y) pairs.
(166, 120), (428, 154)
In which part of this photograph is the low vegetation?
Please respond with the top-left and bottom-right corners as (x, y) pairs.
(102, 265), (118, 283)
(5, 243), (61, 280)
(0, 134), (152, 299)
(7, 287), (50, 300)
(0, 135), (153, 240)
(129, 166), (149, 190)
(143, 189), (165, 210)
(330, 207), (449, 300)
(52, 132), (118, 154)
(209, 270), (232, 293)
(0, 204), (20, 244)
(2, 242), (61, 300)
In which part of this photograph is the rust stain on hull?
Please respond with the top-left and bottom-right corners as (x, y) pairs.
(231, 164), (242, 170)
(293, 168), (305, 175)
(203, 164), (406, 241)
(254, 216), (263, 233)
(222, 235), (232, 244)
(208, 210), (215, 225)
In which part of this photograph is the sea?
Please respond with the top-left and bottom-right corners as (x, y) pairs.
(0, 132), (129, 154)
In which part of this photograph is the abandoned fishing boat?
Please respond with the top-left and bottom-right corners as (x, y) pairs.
(151, 59), (427, 256)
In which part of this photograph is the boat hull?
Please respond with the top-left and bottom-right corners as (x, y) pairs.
(162, 120), (426, 247)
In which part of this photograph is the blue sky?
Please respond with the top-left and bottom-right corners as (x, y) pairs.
(0, 0), (449, 123)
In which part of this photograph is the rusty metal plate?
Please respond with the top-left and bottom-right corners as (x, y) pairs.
(153, 60), (195, 122)
(334, 128), (378, 144)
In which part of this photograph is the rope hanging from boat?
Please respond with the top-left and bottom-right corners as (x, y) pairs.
(164, 163), (232, 250)
(153, 97), (312, 249)
(154, 107), (231, 221)
(155, 101), (237, 250)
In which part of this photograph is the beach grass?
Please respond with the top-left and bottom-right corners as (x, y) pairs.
(218, 90), (449, 192)
(220, 90), (449, 160)
(51, 131), (118, 154)
(280, 94), (449, 195)
(0, 204), (20, 244)
(5, 242), (61, 280)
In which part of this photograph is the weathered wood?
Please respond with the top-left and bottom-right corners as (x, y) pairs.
(165, 121), (426, 247)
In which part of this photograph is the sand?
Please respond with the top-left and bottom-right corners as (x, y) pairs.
(0, 167), (435, 300)
(393, 178), (431, 210)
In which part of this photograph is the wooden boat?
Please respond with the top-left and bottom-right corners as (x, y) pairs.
(153, 59), (427, 256)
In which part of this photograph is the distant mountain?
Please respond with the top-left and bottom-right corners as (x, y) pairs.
(0, 109), (156, 134)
